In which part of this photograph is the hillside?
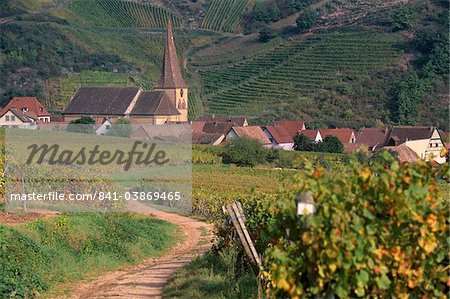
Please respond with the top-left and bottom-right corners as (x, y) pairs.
(0, 0), (448, 129)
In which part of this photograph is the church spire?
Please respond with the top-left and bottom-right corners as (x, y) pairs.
(156, 20), (187, 89)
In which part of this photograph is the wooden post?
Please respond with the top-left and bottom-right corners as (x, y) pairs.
(224, 205), (258, 267)
(223, 202), (261, 268)
(232, 202), (261, 266)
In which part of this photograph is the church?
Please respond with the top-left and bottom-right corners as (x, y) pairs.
(63, 21), (188, 124)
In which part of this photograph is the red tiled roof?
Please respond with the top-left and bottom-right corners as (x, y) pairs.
(192, 121), (206, 134)
(1, 97), (50, 118)
(356, 127), (389, 148)
(343, 143), (367, 154)
(297, 130), (320, 142)
(319, 129), (355, 144)
(196, 115), (247, 127)
(383, 144), (420, 163)
(274, 120), (305, 137)
(265, 126), (293, 144)
(232, 126), (271, 144)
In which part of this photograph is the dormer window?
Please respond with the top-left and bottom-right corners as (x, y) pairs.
(22, 107), (28, 112)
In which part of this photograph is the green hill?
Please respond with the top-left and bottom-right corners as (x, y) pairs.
(0, 0), (448, 128)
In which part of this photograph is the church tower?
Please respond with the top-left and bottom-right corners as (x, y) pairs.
(155, 21), (188, 122)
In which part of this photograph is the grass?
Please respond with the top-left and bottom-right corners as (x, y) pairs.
(163, 248), (258, 299)
(0, 212), (180, 298)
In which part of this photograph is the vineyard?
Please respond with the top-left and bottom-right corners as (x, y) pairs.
(197, 30), (402, 116)
(66, 0), (181, 28)
(201, 0), (255, 33)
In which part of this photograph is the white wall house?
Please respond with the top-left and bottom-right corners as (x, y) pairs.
(95, 119), (112, 135)
(0, 108), (36, 129)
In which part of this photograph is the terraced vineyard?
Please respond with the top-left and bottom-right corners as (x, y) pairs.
(198, 30), (403, 116)
(67, 0), (181, 28)
(201, 0), (255, 33)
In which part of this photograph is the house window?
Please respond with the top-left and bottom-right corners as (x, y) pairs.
(180, 89), (184, 97)
(10, 115), (15, 121)
(106, 125), (111, 130)
(5, 115), (9, 121)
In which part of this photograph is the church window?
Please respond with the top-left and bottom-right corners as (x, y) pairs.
(180, 89), (184, 97)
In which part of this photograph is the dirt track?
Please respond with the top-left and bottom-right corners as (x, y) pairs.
(67, 202), (212, 299)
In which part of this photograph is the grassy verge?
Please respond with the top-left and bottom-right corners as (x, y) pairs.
(0, 212), (180, 298)
(163, 248), (258, 299)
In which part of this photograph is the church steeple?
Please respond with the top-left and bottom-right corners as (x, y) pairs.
(156, 21), (187, 89)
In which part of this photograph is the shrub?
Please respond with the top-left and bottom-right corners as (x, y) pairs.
(293, 134), (313, 151)
(296, 8), (318, 32)
(66, 116), (95, 134)
(259, 26), (277, 43)
(223, 138), (267, 167)
(264, 154), (449, 298)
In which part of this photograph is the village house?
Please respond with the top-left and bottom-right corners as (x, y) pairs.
(226, 126), (272, 147)
(383, 126), (445, 164)
(319, 129), (356, 144)
(263, 127), (322, 150)
(63, 21), (188, 125)
(0, 108), (37, 129)
(192, 116), (248, 145)
(0, 97), (51, 128)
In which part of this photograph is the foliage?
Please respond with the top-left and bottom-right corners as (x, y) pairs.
(0, 213), (178, 298)
(259, 26), (277, 43)
(294, 135), (344, 154)
(296, 8), (319, 32)
(223, 138), (267, 167)
(67, 116), (96, 134)
(192, 149), (222, 165)
(391, 6), (414, 30)
(264, 155), (449, 298)
(106, 118), (133, 138)
(395, 72), (426, 125)
(293, 134), (312, 152)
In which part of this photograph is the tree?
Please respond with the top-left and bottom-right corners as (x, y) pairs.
(67, 116), (95, 134)
(395, 72), (425, 125)
(259, 26), (276, 43)
(223, 137), (267, 167)
(391, 7), (414, 31)
(293, 134), (313, 151)
(321, 135), (344, 153)
(107, 118), (133, 138)
(296, 8), (318, 32)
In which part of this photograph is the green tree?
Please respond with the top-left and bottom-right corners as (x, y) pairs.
(223, 137), (267, 167)
(296, 8), (318, 32)
(293, 134), (313, 151)
(107, 118), (133, 138)
(258, 26), (276, 43)
(321, 135), (344, 154)
(391, 7), (414, 30)
(395, 72), (425, 125)
(67, 116), (95, 134)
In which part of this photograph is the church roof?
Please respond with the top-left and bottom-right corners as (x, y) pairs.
(156, 21), (187, 89)
(64, 87), (141, 115)
(130, 91), (180, 116)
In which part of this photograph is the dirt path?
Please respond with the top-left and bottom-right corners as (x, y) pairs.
(67, 202), (212, 299)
